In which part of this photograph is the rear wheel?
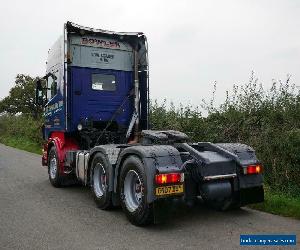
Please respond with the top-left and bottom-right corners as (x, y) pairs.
(90, 153), (113, 209)
(48, 147), (63, 187)
(120, 156), (153, 226)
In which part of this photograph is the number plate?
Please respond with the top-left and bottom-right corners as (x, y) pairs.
(155, 184), (184, 196)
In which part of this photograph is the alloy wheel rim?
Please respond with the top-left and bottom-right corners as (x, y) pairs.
(49, 157), (57, 180)
(124, 170), (143, 212)
(93, 163), (107, 198)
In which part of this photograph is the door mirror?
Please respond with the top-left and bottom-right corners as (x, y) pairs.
(35, 79), (47, 106)
(46, 73), (58, 101)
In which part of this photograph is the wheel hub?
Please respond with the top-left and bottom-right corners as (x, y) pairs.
(93, 163), (107, 198)
(124, 170), (143, 212)
(49, 157), (57, 180)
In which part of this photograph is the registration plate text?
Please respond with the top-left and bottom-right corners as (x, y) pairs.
(155, 184), (184, 196)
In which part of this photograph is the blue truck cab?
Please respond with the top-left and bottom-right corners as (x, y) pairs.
(42, 22), (149, 147)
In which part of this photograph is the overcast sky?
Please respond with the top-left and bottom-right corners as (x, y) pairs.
(0, 0), (299, 107)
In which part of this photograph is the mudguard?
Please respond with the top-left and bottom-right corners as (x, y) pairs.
(87, 145), (122, 190)
(179, 142), (264, 205)
(114, 145), (183, 203)
(192, 142), (263, 188)
(208, 142), (264, 205)
(43, 132), (78, 175)
(214, 143), (264, 189)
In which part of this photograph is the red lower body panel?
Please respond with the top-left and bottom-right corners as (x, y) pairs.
(42, 132), (78, 175)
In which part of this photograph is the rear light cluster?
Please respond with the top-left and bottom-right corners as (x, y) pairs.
(155, 173), (184, 185)
(243, 164), (263, 175)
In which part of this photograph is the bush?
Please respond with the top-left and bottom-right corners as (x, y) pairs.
(0, 114), (44, 154)
(150, 73), (300, 197)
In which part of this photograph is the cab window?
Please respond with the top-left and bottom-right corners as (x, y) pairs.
(91, 74), (116, 91)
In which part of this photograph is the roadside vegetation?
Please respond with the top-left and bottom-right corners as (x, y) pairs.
(249, 186), (300, 220)
(0, 75), (43, 154)
(0, 72), (299, 219)
(0, 115), (43, 154)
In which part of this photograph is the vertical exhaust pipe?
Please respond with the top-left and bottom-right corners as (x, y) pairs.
(134, 45), (140, 133)
(127, 43), (140, 144)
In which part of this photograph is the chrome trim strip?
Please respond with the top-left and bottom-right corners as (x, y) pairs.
(203, 173), (237, 181)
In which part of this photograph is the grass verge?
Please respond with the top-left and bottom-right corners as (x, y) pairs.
(0, 136), (42, 155)
(249, 188), (300, 220)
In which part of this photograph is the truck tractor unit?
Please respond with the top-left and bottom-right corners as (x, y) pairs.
(36, 22), (264, 226)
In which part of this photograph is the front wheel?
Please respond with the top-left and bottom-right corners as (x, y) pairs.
(119, 156), (153, 226)
(48, 147), (63, 187)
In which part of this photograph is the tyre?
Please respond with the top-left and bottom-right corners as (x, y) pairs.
(119, 156), (153, 226)
(48, 146), (63, 187)
(90, 153), (113, 210)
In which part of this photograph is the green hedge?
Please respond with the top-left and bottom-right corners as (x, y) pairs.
(150, 76), (300, 197)
(0, 115), (43, 154)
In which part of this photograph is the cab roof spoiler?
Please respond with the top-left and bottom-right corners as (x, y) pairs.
(66, 21), (145, 39)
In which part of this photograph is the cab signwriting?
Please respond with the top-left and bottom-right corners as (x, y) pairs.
(81, 37), (120, 49)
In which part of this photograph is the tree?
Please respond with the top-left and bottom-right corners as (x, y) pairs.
(0, 74), (42, 117)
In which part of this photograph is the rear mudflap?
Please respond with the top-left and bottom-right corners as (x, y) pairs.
(153, 197), (183, 224)
(240, 185), (264, 206)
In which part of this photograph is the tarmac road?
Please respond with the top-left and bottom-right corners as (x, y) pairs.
(0, 143), (299, 250)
